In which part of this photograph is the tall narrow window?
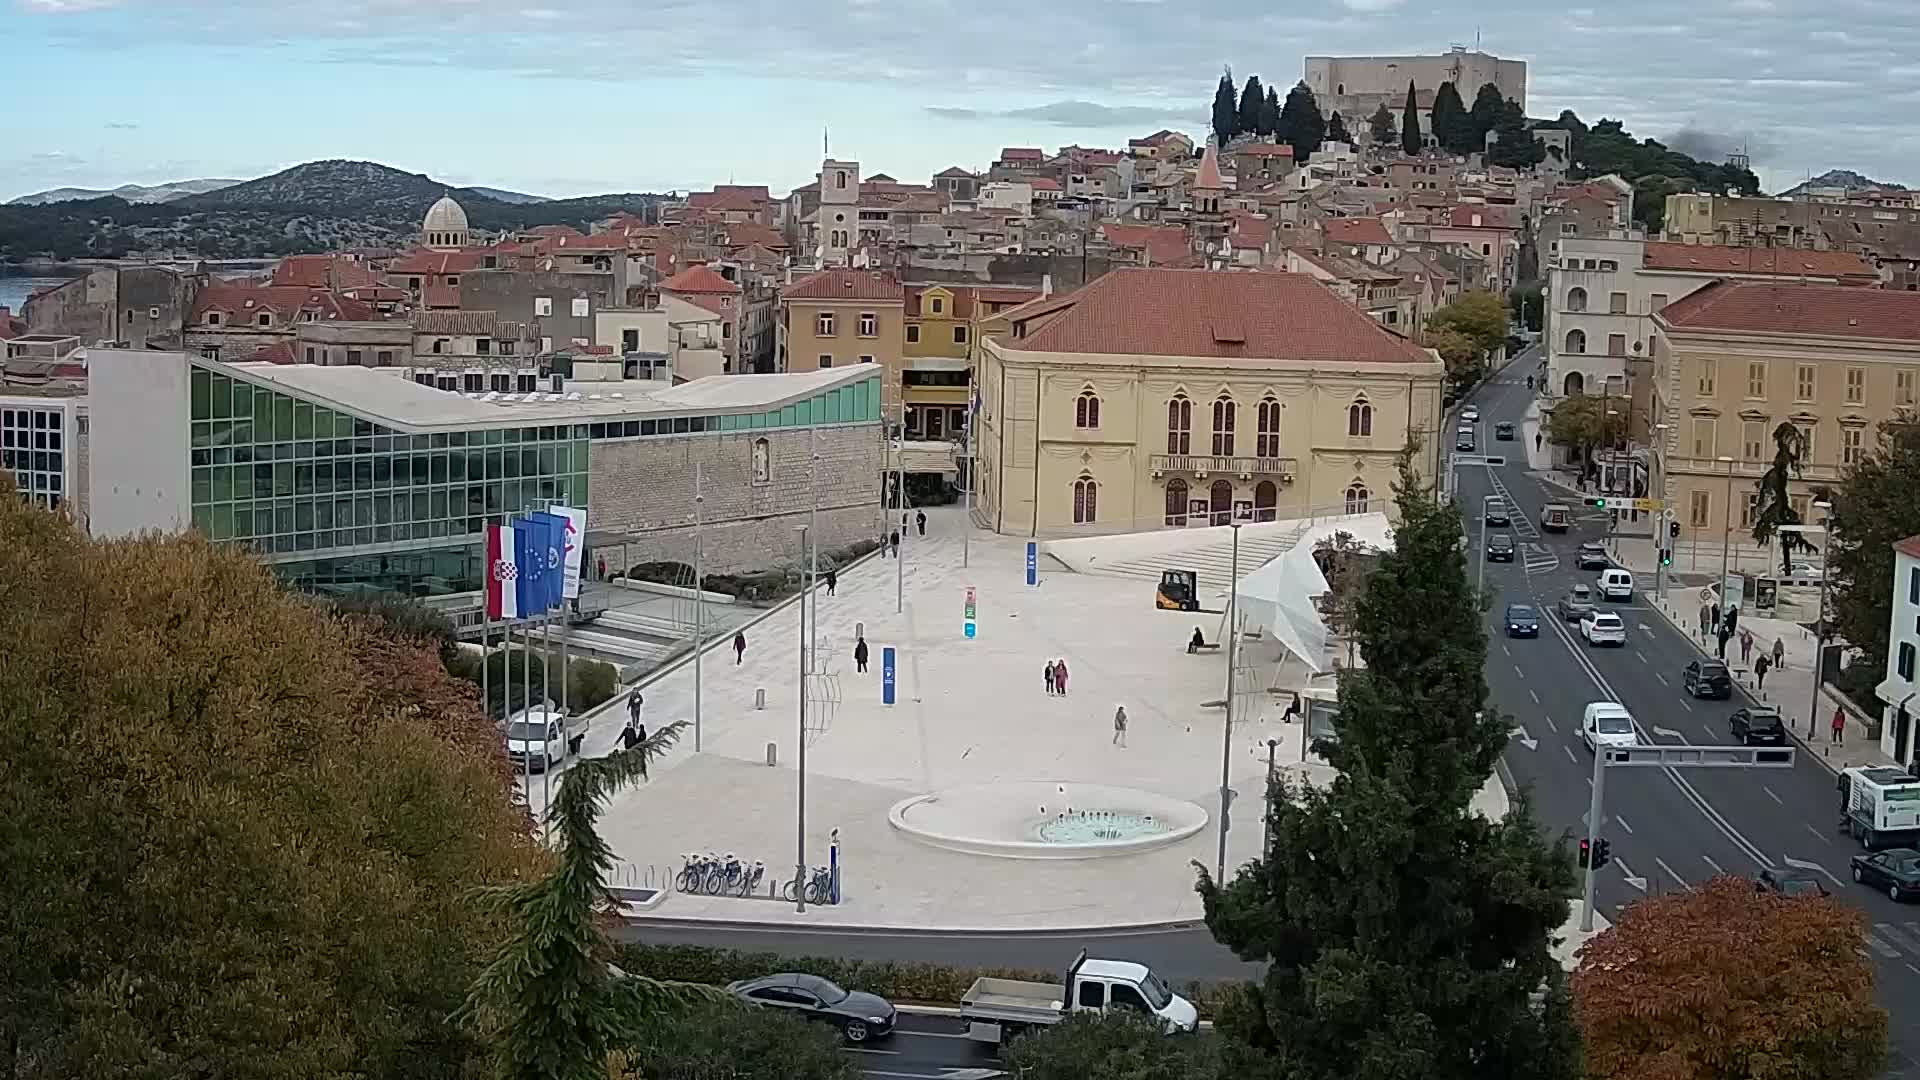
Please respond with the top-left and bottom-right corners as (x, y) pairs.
(1795, 363), (1816, 402)
(1842, 426), (1866, 465)
(858, 312), (878, 336)
(1164, 479), (1189, 526)
(1898, 369), (1916, 406)
(1211, 395), (1236, 455)
(1256, 396), (1281, 457)
(1073, 475), (1098, 524)
(1348, 398), (1373, 437)
(1344, 482), (1371, 515)
(1166, 395), (1191, 454)
(1075, 390), (1101, 429)
(1566, 287), (1587, 312)
(1696, 358), (1716, 396)
(1845, 366), (1865, 404)
(1689, 490), (1710, 528)
(1746, 361), (1768, 399)
(816, 311), (836, 336)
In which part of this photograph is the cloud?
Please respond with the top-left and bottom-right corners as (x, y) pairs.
(17, 0), (118, 11)
(926, 99), (1201, 128)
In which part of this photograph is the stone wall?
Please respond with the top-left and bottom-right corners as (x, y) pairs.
(588, 421), (883, 574)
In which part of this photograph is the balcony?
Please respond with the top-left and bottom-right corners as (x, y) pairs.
(1661, 453), (1845, 484)
(1150, 454), (1297, 481)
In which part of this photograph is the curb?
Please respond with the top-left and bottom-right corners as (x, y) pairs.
(616, 914), (1213, 937)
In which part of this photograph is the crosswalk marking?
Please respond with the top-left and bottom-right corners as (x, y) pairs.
(1878, 922), (1920, 956)
(1868, 934), (1904, 959)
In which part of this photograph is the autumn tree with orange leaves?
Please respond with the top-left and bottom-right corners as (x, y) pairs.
(1573, 875), (1887, 1080)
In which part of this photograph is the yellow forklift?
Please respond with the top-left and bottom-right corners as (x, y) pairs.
(1155, 569), (1223, 613)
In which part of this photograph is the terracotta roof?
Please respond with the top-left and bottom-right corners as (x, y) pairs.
(386, 249), (486, 275)
(719, 221), (788, 251)
(414, 310), (500, 335)
(1031, 178), (1062, 192)
(1129, 129), (1187, 147)
(1005, 268), (1433, 363)
(935, 166), (976, 179)
(998, 147), (1044, 161)
(1230, 215), (1274, 249)
(1641, 242), (1876, 280)
(526, 224), (586, 240)
(688, 188), (768, 213)
(1443, 204), (1519, 230)
(1325, 217), (1393, 247)
(422, 285), (461, 308)
(249, 342), (298, 364)
(1099, 223), (1193, 267)
(1195, 143), (1224, 190)
(269, 255), (379, 290)
(1658, 280), (1920, 340)
(660, 264), (741, 295)
(782, 269), (905, 302)
(1234, 142), (1296, 158)
(1894, 535), (1920, 561)
(190, 284), (376, 324)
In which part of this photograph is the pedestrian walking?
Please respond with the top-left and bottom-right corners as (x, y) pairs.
(880, 531), (892, 557)
(1709, 604), (1722, 634)
(853, 636), (869, 673)
(1054, 658), (1069, 696)
(1754, 654), (1771, 689)
(1044, 661), (1057, 696)
(1740, 629), (1754, 663)
(825, 568), (837, 596)
(634, 722), (649, 778)
(1534, 431), (1543, 453)
(1698, 604), (1711, 638)
(889, 530), (900, 556)
(627, 688), (644, 725)
(733, 631), (747, 664)
(1773, 636), (1786, 669)
(1112, 705), (1128, 747)
(619, 718), (641, 751)
(1832, 705), (1847, 744)
(915, 510), (926, 536)
(596, 554), (607, 581)
(1715, 627), (1730, 660)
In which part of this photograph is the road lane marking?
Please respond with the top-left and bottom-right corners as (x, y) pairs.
(1876, 923), (1920, 956)
(1701, 855), (1727, 876)
(1616, 816), (1633, 834)
(891, 1031), (973, 1041)
(1529, 689), (1540, 704)
(1907, 962), (1920, 977)
(1802, 823), (1831, 845)
(1763, 786), (1783, 804)
(1544, 714), (1558, 733)
(1654, 856), (1689, 886)
(1503, 644), (1511, 657)
(1564, 745), (1578, 764)
(1866, 935), (1903, 959)
(1515, 665), (1525, 679)
(1679, 699), (1693, 712)
(845, 1047), (904, 1056)
(1635, 649), (1648, 664)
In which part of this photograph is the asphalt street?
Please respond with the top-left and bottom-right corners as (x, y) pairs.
(1462, 352), (1919, 1078)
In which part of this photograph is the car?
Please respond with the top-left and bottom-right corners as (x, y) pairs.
(1540, 502), (1572, 532)
(1597, 567), (1635, 602)
(1461, 405), (1480, 422)
(1483, 496), (1511, 527)
(1455, 428), (1476, 452)
(1504, 603), (1540, 638)
(1756, 867), (1829, 897)
(1849, 848), (1920, 902)
(728, 973), (899, 1043)
(1575, 542), (1611, 570)
(1494, 420), (1516, 441)
(1729, 704), (1788, 746)
(1582, 702), (1638, 752)
(1556, 585), (1596, 622)
(1682, 659), (1733, 699)
(1486, 533), (1516, 562)
(1580, 610), (1627, 646)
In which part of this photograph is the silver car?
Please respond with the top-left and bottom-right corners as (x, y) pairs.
(1556, 585), (1595, 622)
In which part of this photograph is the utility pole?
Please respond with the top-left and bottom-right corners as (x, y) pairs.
(1216, 519), (1242, 883)
(962, 418), (972, 569)
(895, 403), (906, 614)
(796, 521), (811, 914)
(692, 463), (705, 752)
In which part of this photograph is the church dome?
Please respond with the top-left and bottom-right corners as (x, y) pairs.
(423, 195), (469, 235)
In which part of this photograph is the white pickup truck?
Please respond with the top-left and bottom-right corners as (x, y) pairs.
(504, 705), (589, 772)
(957, 950), (1198, 1046)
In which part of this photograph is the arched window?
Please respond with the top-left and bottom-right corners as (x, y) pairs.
(1254, 480), (1278, 522)
(1347, 398), (1373, 437)
(1566, 286), (1588, 313)
(1164, 479), (1189, 526)
(1166, 395), (1191, 454)
(1073, 474), (1099, 524)
(1256, 396), (1281, 457)
(1345, 481), (1371, 516)
(1075, 390), (1101, 429)
(1565, 328), (1587, 354)
(1209, 480), (1234, 526)
(1211, 395), (1236, 456)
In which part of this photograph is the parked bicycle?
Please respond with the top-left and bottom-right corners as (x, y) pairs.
(781, 864), (835, 905)
(675, 851), (720, 893)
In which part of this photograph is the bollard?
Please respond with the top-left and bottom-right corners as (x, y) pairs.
(766, 741), (778, 767)
(756, 687), (766, 710)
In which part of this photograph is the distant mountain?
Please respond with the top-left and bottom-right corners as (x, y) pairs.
(466, 186), (548, 205)
(1776, 169), (1909, 197)
(8, 179), (241, 206)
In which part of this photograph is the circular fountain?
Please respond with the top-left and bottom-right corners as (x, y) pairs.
(888, 782), (1208, 859)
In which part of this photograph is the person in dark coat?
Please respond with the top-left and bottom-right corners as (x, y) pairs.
(733, 631), (747, 664)
(915, 510), (927, 536)
(1044, 660), (1057, 696)
(1054, 659), (1069, 695)
(825, 568), (837, 596)
(1754, 653), (1771, 689)
(889, 530), (900, 556)
(1188, 627), (1205, 653)
(854, 636), (870, 673)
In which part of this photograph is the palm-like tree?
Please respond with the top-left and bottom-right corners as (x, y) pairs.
(1750, 422), (1815, 574)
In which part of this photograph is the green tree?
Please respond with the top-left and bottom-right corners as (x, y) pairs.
(1427, 289), (1509, 358)
(1195, 457), (1581, 1080)
(1542, 392), (1627, 469)
(1213, 69), (1239, 148)
(618, 1004), (859, 1080)
(1468, 83), (1507, 147)
(1368, 102), (1397, 146)
(1826, 414), (1920, 673)
(1749, 421), (1816, 574)
(1004, 1010), (1232, 1080)
(1277, 80), (1327, 163)
(1428, 327), (1484, 389)
(1487, 98), (1545, 170)
(1400, 81), (1423, 155)
(1238, 74), (1267, 138)
(0, 489), (537, 1079)
(1262, 85), (1282, 138)
(1326, 109), (1350, 145)
(1429, 81), (1472, 154)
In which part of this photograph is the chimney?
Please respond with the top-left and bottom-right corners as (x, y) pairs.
(1041, 273), (1053, 298)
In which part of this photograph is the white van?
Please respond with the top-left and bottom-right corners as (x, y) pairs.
(1598, 567), (1634, 602)
(1582, 702), (1638, 752)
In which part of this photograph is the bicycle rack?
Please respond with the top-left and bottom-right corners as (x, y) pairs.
(662, 854), (842, 905)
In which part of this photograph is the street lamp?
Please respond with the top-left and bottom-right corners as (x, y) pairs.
(1217, 518), (1243, 884)
(1263, 737), (1279, 855)
(1651, 423), (1670, 598)
(792, 519), (817, 913)
(1717, 455), (1737, 590)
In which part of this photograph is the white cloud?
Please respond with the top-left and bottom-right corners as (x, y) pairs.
(18, 0), (119, 10)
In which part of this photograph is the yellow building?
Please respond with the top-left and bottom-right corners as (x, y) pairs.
(1650, 280), (1920, 548)
(974, 268), (1446, 535)
(901, 283), (1042, 440)
(777, 269), (907, 407)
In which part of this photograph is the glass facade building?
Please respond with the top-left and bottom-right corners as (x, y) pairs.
(2, 403), (69, 510)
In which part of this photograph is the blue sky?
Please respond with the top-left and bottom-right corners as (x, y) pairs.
(4, 0), (1916, 200)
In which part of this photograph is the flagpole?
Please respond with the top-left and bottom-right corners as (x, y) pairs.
(520, 517), (534, 826)
(480, 545), (492, 721)
(693, 462), (705, 753)
(541, 607), (553, 845)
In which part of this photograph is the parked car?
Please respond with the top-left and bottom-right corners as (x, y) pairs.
(1730, 704), (1787, 746)
(1504, 603), (1540, 638)
(1486, 533), (1516, 562)
(1494, 421), (1516, 441)
(1455, 428), (1476, 452)
(1682, 659), (1733, 699)
(1575, 542), (1611, 570)
(1598, 567), (1635, 602)
(1756, 867), (1828, 897)
(1483, 496), (1511, 526)
(728, 974), (899, 1043)
(1557, 585), (1596, 622)
(1582, 702), (1638, 752)
(1849, 848), (1920, 902)
(1580, 610), (1627, 646)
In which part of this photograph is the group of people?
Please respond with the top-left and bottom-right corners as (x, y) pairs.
(618, 688), (650, 779)
(882, 509), (927, 558)
(1043, 658), (1072, 695)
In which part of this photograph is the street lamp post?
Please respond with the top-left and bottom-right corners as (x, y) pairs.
(794, 518), (816, 914)
(1651, 423), (1670, 599)
(1784, 504), (1834, 737)
(692, 464), (705, 752)
(1217, 519), (1242, 884)
(1263, 737), (1278, 854)
(1717, 455), (1737, 590)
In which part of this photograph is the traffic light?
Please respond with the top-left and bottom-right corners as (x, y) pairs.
(1594, 839), (1613, 870)
(1669, 520), (1682, 539)
(1586, 496), (1608, 508)
(1660, 548), (1673, 566)
(1577, 839), (1591, 868)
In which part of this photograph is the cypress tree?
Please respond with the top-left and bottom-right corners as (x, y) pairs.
(1430, 81), (1470, 154)
(1487, 97), (1545, 169)
(1469, 82), (1506, 148)
(1262, 86), (1282, 138)
(1326, 110), (1350, 145)
(1278, 80), (1327, 164)
(1212, 69), (1239, 148)
(1238, 74), (1266, 139)
(1368, 102), (1397, 146)
(1400, 80), (1423, 155)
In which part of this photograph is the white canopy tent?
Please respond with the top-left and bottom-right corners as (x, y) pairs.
(1227, 513), (1395, 673)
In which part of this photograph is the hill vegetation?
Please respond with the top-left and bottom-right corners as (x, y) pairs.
(1531, 111), (1760, 233)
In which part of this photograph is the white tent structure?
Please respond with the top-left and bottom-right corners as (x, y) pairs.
(1228, 513), (1395, 673)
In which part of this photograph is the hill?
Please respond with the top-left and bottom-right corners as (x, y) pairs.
(1528, 111), (1761, 234)
(466, 186), (548, 205)
(8, 179), (241, 206)
(0, 160), (668, 261)
(1777, 169), (1908, 198)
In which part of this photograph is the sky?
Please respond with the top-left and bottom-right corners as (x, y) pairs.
(3, 0), (1918, 202)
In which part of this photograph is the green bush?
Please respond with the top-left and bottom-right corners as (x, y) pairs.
(450, 645), (618, 718)
(568, 655), (618, 711)
(624, 541), (882, 604)
(620, 1000), (858, 1079)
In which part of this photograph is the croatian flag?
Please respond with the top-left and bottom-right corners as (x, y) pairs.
(484, 523), (520, 620)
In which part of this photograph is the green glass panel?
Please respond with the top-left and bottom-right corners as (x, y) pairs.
(293, 401), (313, 439)
(274, 462), (293, 497)
(274, 395), (295, 442)
(210, 504), (233, 541)
(232, 378), (252, 419)
(191, 368), (211, 421)
(552, 445), (569, 472)
(191, 421), (211, 449)
(212, 465), (233, 501)
(253, 387), (275, 438)
(191, 504), (212, 532)
(210, 374), (231, 419)
(538, 447), (555, 475)
(191, 470), (211, 505)
(295, 501), (314, 532)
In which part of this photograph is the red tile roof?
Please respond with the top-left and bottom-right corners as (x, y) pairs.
(688, 188), (769, 213)
(249, 342), (298, 364)
(1657, 280), (1920, 340)
(936, 166), (976, 179)
(1325, 217), (1393, 247)
(720, 222), (788, 251)
(1031, 178), (1062, 192)
(422, 285), (461, 308)
(1443, 205), (1519, 230)
(1100, 223), (1193, 267)
(270, 255), (379, 290)
(386, 249), (486, 275)
(1129, 129), (1188, 148)
(998, 147), (1044, 161)
(1195, 143), (1224, 190)
(1895, 534), (1920, 561)
(783, 269), (905, 302)
(191, 284), (377, 324)
(1230, 215), (1274, 249)
(659, 264), (741, 295)
(1641, 242), (1876, 281)
(1005, 268), (1433, 363)
(1234, 142), (1295, 158)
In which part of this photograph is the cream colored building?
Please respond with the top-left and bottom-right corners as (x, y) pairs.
(974, 268), (1445, 535)
(1650, 280), (1920, 549)
(776, 268), (907, 408)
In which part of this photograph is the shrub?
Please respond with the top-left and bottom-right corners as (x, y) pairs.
(568, 655), (618, 711)
(451, 645), (618, 718)
(624, 542), (883, 602)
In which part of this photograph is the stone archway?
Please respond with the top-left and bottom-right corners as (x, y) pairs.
(1563, 371), (1586, 396)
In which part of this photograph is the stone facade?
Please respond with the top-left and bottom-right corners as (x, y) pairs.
(587, 421), (882, 573)
(25, 266), (197, 349)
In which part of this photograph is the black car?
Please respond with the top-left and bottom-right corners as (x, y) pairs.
(1850, 848), (1920, 902)
(1486, 533), (1516, 562)
(1504, 603), (1539, 638)
(1730, 705), (1787, 746)
(1455, 430), (1476, 452)
(728, 974), (898, 1043)
(1756, 867), (1829, 897)
(1483, 497), (1511, 527)
(1494, 421), (1515, 441)
(1682, 659), (1733, 699)
(1575, 542), (1611, 570)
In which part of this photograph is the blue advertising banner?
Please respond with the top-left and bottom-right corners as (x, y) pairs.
(882, 647), (897, 705)
(1025, 542), (1037, 586)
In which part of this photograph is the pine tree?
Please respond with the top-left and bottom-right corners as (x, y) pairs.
(1400, 80), (1423, 155)
(1277, 80), (1327, 164)
(1326, 110), (1350, 145)
(1212, 69), (1239, 148)
(1238, 74), (1266, 139)
(1368, 102), (1397, 146)
(1430, 81), (1471, 154)
(1262, 86), (1282, 138)
(1469, 82), (1506, 148)
(1486, 97), (1545, 169)
(1195, 457), (1581, 1080)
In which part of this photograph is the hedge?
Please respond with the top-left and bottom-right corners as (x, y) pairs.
(620, 539), (882, 604)
(611, 942), (1241, 1017)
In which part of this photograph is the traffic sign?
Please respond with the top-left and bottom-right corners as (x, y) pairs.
(1451, 454), (1508, 468)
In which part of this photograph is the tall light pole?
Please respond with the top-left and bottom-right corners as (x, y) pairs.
(961, 419), (972, 569)
(795, 520), (812, 914)
(1216, 519), (1242, 883)
(893, 403), (906, 614)
(1795, 502), (1834, 737)
(1651, 423), (1670, 599)
(692, 463), (705, 752)
(809, 423), (821, 668)
(1717, 454), (1737, 589)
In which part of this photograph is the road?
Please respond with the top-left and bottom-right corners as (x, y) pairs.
(1461, 352), (1919, 1078)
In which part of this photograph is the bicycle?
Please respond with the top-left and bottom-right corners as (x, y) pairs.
(705, 852), (744, 896)
(674, 852), (706, 893)
(734, 860), (765, 897)
(782, 864), (835, 905)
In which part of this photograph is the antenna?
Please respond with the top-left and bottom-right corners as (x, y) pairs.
(823, 126), (830, 157)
